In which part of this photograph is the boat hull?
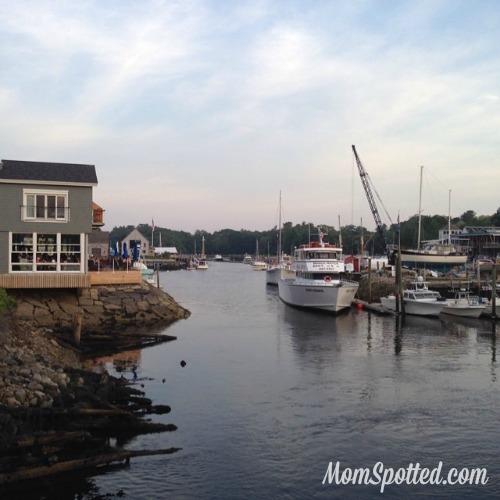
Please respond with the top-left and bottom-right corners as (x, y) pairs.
(380, 296), (445, 316)
(399, 250), (467, 272)
(441, 304), (485, 318)
(266, 267), (280, 285)
(278, 279), (358, 313)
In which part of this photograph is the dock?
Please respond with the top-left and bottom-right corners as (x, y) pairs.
(352, 299), (395, 315)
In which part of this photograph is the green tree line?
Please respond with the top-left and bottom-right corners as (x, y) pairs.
(109, 207), (500, 257)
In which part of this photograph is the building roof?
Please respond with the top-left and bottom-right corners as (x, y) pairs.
(154, 247), (178, 254)
(0, 159), (98, 185)
(89, 231), (110, 244)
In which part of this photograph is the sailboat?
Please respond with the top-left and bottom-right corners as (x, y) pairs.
(196, 236), (208, 270)
(251, 240), (267, 271)
(266, 191), (286, 285)
(396, 167), (468, 273)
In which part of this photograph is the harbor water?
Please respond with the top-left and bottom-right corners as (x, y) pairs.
(42, 263), (500, 498)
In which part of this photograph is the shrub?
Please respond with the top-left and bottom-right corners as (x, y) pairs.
(0, 289), (16, 317)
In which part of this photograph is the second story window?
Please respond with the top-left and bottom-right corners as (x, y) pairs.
(23, 190), (68, 222)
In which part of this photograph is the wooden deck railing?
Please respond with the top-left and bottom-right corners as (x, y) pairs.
(89, 270), (142, 285)
(0, 270), (142, 289)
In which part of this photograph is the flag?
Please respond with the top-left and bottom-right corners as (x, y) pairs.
(152, 218), (155, 232)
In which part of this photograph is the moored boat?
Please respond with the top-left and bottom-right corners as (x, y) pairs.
(278, 230), (359, 313)
(196, 236), (208, 270)
(441, 289), (486, 318)
(480, 295), (500, 318)
(380, 277), (445, 316)
(251, 260), (267, 271)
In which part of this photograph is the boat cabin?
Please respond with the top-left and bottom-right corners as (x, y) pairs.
(296, 243), (342, 261)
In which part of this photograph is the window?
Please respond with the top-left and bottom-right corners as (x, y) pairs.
(10, 232), (83, 272)
(23, 189), (68, 222)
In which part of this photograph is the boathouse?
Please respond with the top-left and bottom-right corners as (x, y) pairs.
(117, 227), (152, 259)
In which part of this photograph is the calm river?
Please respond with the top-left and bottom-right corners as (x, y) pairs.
(34, 262), (500, 498)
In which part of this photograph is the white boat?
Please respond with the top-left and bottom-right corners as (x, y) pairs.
(252, 260), (267, 271)
(143, 274), (163, 288)
(441, 289), (486, 318)
(480, 295), (500, 318)
(197, 236), (208, 270)
(242, 254), (253, 264)
(251, 240), (267, 271)
(380, 277), (445, 316)
(399, 245), (468, 269)
(213, 254), (223, 261)
(132, 260), (154, 276)
(266, 190), (283, 285)
(395, 169), (468, 272)
(278, 230), (359, 313)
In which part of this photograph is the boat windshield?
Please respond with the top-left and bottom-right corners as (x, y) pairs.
(302, 251), (340, 260)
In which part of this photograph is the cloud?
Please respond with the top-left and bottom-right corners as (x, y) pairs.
(1, 1), (500, 232)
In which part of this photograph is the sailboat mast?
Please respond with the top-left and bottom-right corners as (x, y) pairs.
(338, 215), (343, 247)
(278, 191), (282, 263)
(448, 189), (451, 245)
(417, 165), (423, 249)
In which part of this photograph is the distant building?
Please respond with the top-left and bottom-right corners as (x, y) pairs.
(461, 226), (500, 260)
(116, 227), (152, 258)
(153, 246), (178, 255)
(88, 231), (110, 259)
(438, 224), (462, 242)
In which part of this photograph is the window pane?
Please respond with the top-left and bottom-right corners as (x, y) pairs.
(11, 233), (34, 272)
(36, 195), (45, 218)
(61, 234), (81, 271)
(47, 196), (56, 219)
(26, 195), (35, 218)
(57, 196), (65, 219)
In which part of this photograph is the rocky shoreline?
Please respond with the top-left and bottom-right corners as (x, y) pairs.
(9, 281), (190, 333)
(0, 284), (190, 488)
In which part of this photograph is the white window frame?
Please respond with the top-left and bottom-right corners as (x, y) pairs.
(9, 232), (85, 273)
(22, 189), (69, 222)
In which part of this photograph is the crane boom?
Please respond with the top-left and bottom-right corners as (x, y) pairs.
(352, 145), (384, 235)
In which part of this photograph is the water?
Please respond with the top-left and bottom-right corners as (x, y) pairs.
(28, 263), (500, 498)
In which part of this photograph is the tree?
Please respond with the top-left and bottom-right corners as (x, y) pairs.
(491, 207), (500, 227)
(460, 210), (477, 226)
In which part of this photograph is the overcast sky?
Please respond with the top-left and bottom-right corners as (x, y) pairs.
(1, 0), (499, 233)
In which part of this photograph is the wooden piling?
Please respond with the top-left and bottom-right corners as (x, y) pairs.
(73, 312), (83, 346)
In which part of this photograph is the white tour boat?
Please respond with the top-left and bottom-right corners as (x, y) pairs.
(278, 231), (359, 313)
(380, 277), (445, 316)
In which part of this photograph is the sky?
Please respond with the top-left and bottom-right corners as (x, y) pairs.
(1, 0), (499, 234)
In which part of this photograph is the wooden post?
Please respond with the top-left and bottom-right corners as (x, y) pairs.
(397, 244), (404, 316)
(156, 264), (160, 288)
(368, 258), (372, 304)
(73, 312), (83, 346)
(492, 263), (497, 320)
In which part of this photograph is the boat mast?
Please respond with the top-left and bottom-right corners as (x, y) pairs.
(417, 165), (423, 250)
(278, 191), (282, 263)
(448, 189), (451, 245)
(338, 215), (343, 247)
